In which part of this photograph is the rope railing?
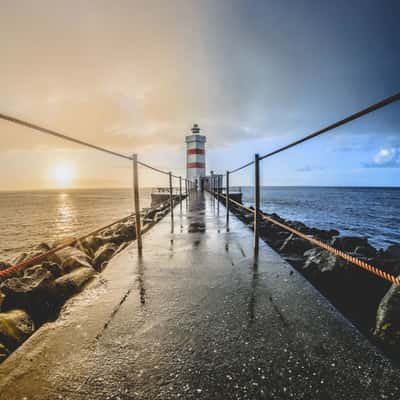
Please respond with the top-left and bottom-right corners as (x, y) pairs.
(0, 213), (134, 280)
(212, 190), (400, 286)
(259, 212), (400, 286)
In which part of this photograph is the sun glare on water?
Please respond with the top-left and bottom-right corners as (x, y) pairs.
(51, 164), (75, 188)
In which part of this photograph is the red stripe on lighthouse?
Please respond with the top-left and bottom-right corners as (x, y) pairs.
(187, 162), (205, 168)
(187, 148), (205, 155)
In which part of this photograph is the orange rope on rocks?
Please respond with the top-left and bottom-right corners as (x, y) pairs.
(259, 213), (400, 286)
(215, 191), (400, 286)
(0, 214), (134, 280)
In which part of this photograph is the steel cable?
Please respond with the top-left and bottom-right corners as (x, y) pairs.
(0, 112), (132, 160)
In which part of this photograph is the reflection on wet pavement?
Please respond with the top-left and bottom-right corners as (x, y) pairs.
(188, 192), (206, 233)
(137, 255), (146, 305)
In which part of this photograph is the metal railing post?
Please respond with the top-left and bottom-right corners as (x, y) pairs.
(179, 176), (182, 214)
(212, 176), (215, 203)
(226, 171), (230, 232)
(132, 154), (142, 252)
(254, 154), (260, 259)
(217, 175), (220, 215)
(169, 172), (174, 233)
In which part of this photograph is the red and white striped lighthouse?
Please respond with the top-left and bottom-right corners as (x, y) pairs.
(186, 124), (206, 188)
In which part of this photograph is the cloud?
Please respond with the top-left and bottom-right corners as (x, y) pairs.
(373, 148), (396, 164)
(364, 147), (400, 168)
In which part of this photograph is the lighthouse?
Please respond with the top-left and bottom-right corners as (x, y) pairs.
(186, 124), (206, 189)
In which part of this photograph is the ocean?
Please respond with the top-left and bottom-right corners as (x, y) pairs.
(0, 188), (151, 262)
(0, 187), (399, 262)
(240, 186), (400, 250)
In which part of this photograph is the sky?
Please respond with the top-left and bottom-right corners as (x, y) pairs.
(0, 0), (399, 189)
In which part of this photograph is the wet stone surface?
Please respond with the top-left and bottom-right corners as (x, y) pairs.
(0, 192), (399, 399)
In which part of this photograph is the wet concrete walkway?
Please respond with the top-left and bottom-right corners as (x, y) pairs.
(0, 192), (399, 399)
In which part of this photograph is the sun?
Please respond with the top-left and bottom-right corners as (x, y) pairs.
(51, 163), (75, 188)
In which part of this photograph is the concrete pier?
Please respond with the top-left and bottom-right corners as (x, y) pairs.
(0, 192), (399, 399)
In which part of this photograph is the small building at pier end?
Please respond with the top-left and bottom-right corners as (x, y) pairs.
(186, 123), (206, 190)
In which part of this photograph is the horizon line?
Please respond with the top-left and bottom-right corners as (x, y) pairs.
(1, 184), (399, 193)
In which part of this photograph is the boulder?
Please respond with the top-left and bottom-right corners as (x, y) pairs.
(11, 243), (61, 268)
(144, 209), (157, 221)
(331, 236), (371, 253)
(310, 228), (339, 241)
(269, 213), (286, 223)
(279, 234), (313, 256)
(114, 242), (130, 256)
(260, 224), (291, 247)
(93, 243), (118, 271)
(371, 245), (400, 277)
(55, 267), (96, 299)
(374, 280), (400, 348)
(0, 264), (57, 324)
(153, 211), (162, 221)
(0, 309), (34, 351)
(156, 210), (168, 219)
(111, 223), (135, 244)
(353, 245), (377, 258)
(42, 261), (64, 278)
(242, 213), (254, 224)
(303, 248), (348, 275)
(287, 221), (312, 235)
(80, 235), (105, 257)
(0, 342), (9, 363)
(383, 245), (400, 259)
(56, 246), (92, 272)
